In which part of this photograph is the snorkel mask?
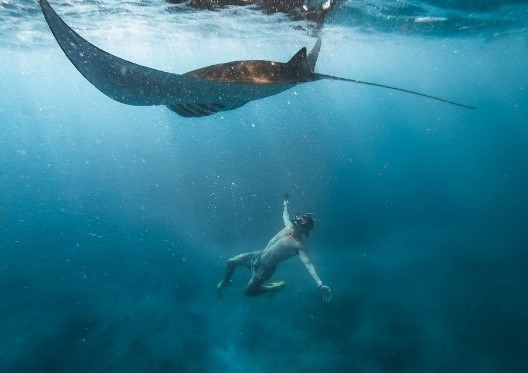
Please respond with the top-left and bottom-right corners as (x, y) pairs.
(291, 213), (315, 236)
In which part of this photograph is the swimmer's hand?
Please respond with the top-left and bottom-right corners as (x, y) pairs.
(283, 193), (289, 207)
(319, 284), (332, 302)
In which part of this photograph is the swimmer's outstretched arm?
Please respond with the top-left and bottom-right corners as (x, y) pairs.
(298, 249), (332, 302)
(283, 197), (292, 228)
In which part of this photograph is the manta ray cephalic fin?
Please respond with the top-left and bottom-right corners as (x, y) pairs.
(167, 103), (226, 117)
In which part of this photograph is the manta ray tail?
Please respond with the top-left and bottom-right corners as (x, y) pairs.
(316, 74), (475, 109)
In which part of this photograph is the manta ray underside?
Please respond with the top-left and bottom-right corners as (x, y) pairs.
(39, 0), (474, 118)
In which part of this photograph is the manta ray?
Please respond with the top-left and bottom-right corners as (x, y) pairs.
(39, 0), (474, 118)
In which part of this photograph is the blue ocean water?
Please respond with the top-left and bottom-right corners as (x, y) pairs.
(1, 0), (528, 371)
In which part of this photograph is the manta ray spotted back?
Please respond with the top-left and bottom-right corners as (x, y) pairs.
(39, 0), (474, 117)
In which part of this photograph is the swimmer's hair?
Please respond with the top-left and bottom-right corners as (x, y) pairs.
(291, 213), (315, 235)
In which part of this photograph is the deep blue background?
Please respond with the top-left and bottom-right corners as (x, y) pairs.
(1, 1), (528, 371)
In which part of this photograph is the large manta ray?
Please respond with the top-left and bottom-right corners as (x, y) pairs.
(39, 0), (474, 118)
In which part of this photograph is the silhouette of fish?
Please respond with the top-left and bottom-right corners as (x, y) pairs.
(39, 0), (474, 118)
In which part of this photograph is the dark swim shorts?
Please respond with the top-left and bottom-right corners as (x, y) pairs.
(250, 251), (275, 282)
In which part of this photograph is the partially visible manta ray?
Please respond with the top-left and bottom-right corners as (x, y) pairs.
(39, 0), (474, 118)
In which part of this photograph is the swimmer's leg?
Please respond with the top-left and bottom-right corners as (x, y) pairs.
(217, 252), (252, 290)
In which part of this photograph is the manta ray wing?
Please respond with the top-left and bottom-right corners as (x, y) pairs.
(39, 0), (213, 106)
(39, 0), (303, 117)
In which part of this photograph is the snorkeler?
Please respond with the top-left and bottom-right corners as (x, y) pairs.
(217, 194), (332, 302)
